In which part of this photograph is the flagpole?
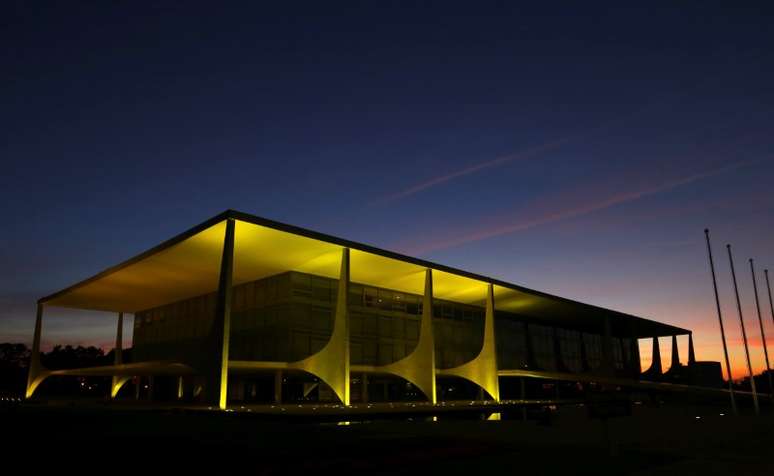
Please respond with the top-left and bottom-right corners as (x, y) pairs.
(704, 230), (737, 414)
(727, 244), (759, 415)
(766, 269), (774, 394)
(766, 269), (774, 328)
(753, 263), (774, 399)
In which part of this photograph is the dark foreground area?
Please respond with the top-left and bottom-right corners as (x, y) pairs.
(3, 401), (773, 475)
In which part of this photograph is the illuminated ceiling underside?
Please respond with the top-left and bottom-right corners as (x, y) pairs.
(41, 211), (688, 338)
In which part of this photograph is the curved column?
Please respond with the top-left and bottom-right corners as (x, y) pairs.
(209, 218), (235, 409)
(687, 333), (696, 365)
(111, 312), (131, 398)
(440, 283), (500, 401)
(25, 304), (49, 398)
(644, 336), (662, 377)
(630, 336), (641, 376)
(291, 247), (350, 405)
(377, 269), (437, 403)
(110, 380), (131, 399)
(628, 322), (642, 377)
(667, 335), (681, 372)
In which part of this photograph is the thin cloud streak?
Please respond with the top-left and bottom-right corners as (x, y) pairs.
(400, 159), (760, 255)
(373, 135), (575, 205)
(372, 108), (655, 205)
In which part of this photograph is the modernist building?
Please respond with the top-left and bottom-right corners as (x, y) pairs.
(26, 210), (702, 409)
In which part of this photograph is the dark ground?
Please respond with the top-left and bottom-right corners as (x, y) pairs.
(3, 401), (773, 475)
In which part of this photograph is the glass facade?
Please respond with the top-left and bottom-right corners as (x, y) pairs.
(494, 316), (529, 369)
(133, 270), (638, 376)
(557, 328), (583, 372)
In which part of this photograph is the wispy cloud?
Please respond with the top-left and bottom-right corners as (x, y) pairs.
(372, 135), (576, 205)
(397, 159), (759, 255)
(371, 108), (656, 206)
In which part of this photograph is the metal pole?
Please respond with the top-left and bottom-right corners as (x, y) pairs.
(750, 259), (773, 399)
(703, 230), (737, 414)
(766, 269), (774, 330)
(727, 244), (759, 415)
(767, 269), (774, 396)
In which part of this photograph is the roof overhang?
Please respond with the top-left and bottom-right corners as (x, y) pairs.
(40, 210), (689, 338)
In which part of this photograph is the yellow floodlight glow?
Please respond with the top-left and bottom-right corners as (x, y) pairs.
(350, 249), (426, 295)
(350, 250), (490, 305)
(438, 284), (500, 401)
(432, 269), (488, 305)
(44, 220), (228, 312)
(41, 215), (546, 318)
(233, 220), (342, 284)
(493, 285), (542, 313)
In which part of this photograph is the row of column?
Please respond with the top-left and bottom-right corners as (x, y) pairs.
(206, 219), (640, 409)
(207, 219), (500, 408)
(642, 334), (697, 377)
(543, 320), (641, 375)
(27, 218), (681, 407)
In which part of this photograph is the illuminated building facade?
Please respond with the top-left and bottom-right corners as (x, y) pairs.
(26, 210), (697, 409)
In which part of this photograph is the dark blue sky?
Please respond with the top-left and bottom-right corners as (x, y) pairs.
(2, 2), (773, 376)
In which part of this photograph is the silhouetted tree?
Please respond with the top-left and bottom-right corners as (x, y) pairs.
(1, 343), (140, 398)
(0, 343), (30, 396)
(0, 343), (30, 369)
(40, 344), (109, 369)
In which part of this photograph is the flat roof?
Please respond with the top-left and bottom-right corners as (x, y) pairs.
(40, 209), (689, 338)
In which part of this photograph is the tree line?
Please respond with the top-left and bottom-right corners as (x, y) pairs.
(0, 343), (131, 398)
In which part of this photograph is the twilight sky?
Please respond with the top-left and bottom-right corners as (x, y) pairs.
(2, 2), (773, 379)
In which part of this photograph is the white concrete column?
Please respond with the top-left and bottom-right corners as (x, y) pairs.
(377, 268), (437, 403)
(111, 312), (130, 398)
(293, 247), (350, 405)
(212, 218), (235, 409)
(439, 283), (500, 401)
(25, 303), (46, 398)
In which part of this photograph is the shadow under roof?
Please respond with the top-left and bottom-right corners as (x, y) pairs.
(40, 210), (689, 338)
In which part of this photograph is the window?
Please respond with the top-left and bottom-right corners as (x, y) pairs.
(406, 319), (419, 340)
(558, 328), (582, 372)
(364, 288), (377, 308)
(529, 324), (556, 371)
(363, 315), (377, 336)
(311, 277), (331, 302)
(583, 333), (602, 370)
